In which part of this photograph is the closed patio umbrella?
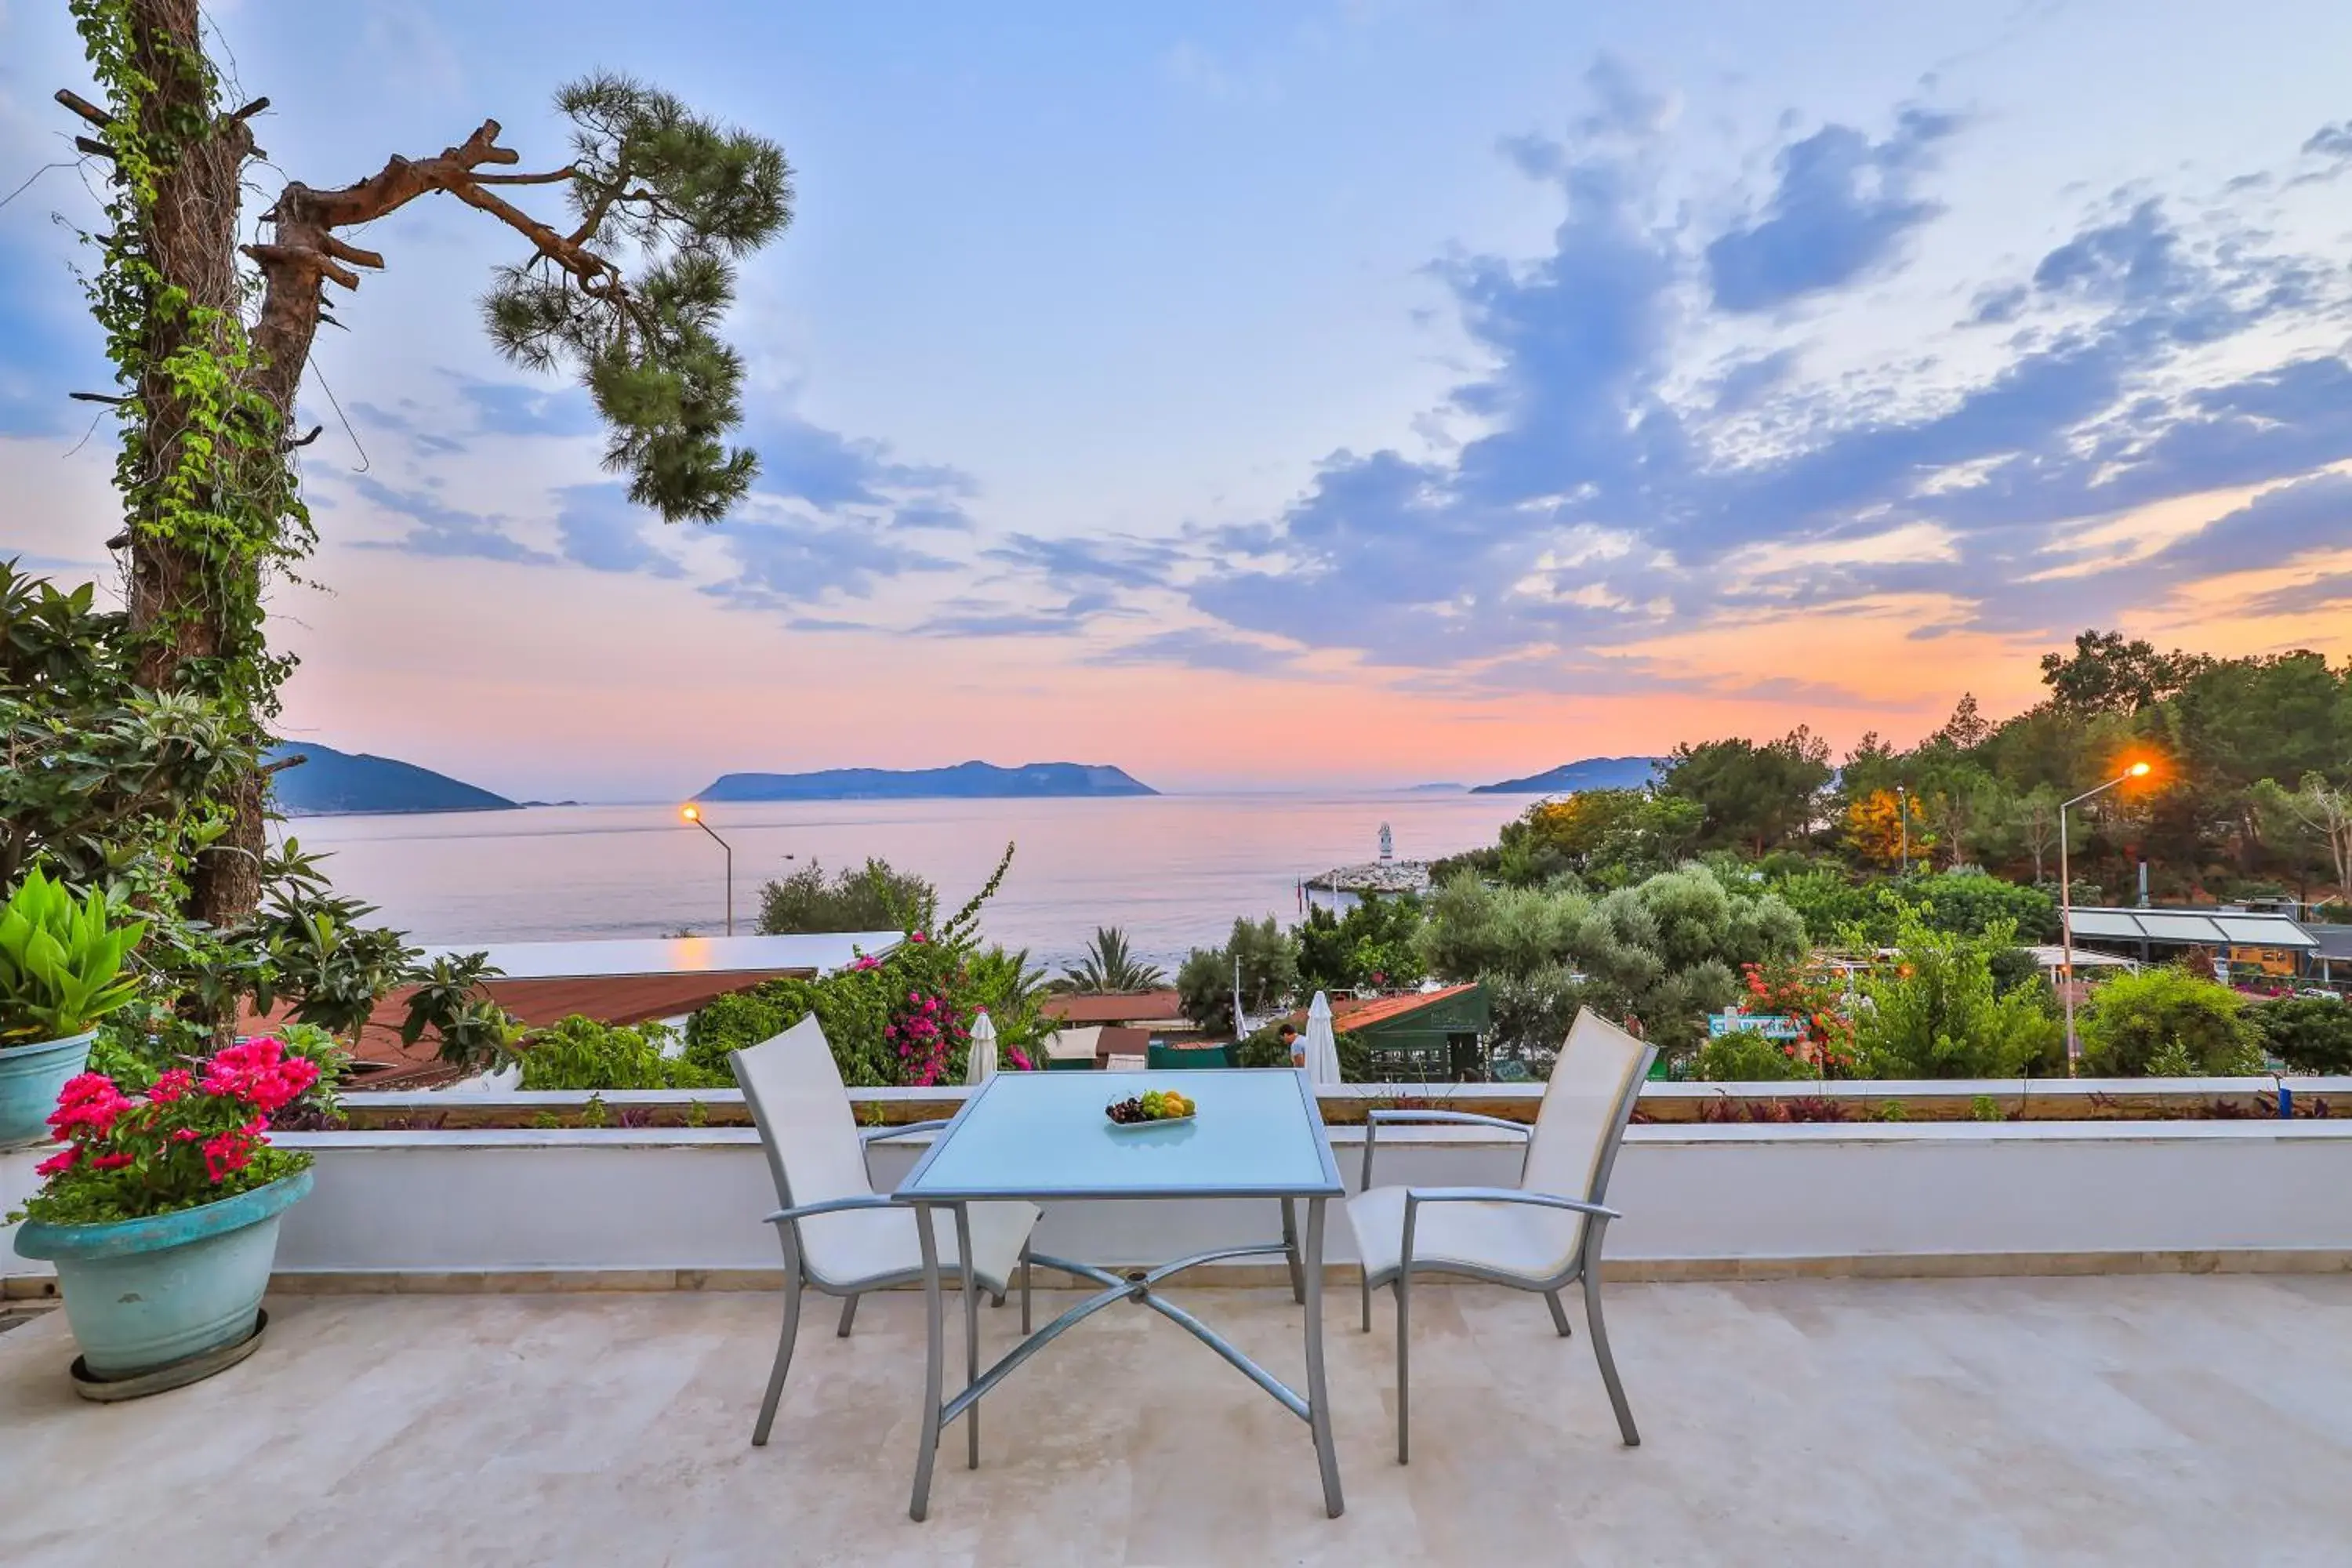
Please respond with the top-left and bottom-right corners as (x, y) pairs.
(1302, 991), (1343, 1086)
(967, 1008), (999, 1083)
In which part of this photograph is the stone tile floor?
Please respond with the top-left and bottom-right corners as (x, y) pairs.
(1, 1276), (2348, 1566)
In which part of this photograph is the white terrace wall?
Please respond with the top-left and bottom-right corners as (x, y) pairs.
(10, 1096), (2351, 1290)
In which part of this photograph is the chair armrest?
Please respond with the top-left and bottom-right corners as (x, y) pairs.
(1403, 1186), (1619, 1220)
(764, 1193), (902, 1226)
(1362, 1110), (1531, 1190)
(1397, 1187), (1619, 1283)
(1367, 1109), (1532, 1134)
(860, 1119), (951, 1145)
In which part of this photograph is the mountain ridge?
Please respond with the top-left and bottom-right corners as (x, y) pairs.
(696, 760), (1159, 802)
(267, 742), (520, 817)
(1470, 756), (1666, 795)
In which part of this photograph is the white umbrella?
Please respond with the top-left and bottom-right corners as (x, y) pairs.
(967, 1008), (999, 1083)
(1302, 991), (1343, 1086)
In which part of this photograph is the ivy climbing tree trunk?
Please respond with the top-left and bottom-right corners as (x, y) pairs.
(73, 0), (296, 929)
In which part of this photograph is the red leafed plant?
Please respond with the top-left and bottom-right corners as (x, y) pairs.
(9, 1037), (318, 1228)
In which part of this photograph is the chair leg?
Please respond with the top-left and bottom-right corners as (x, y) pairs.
(1395, 1272), (1412, 1465)
(752, 1263), (803, 1446)
(1582, 1269), (1639, 1446)
(1360, 1269), (1372, 1333)
(837, 1293), (858, 1338)
(1545, 1288), (1573, 1338)
(1020, 1241), (1033, 1335)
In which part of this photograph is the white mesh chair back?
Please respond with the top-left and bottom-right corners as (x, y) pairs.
(731, 1014), (877, 1272)
(1516, 1009), (1653, 1271)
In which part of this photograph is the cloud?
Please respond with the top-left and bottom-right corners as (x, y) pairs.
(452, 379), (598, 438)
(982, 532), (1181, 593)
(1178, 60), (2352, 695)
(1089, 628), (1298, 675)
(706, 512), (954, 608)
(1704, 108), (1960, 313)
(349, 477), (558, 564)
(554, 484), (685, 577)
(0, 245), (101, 439)
(749, 411), (973, 512)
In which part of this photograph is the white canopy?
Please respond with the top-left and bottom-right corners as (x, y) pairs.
(1301, 991), (1344, 1086)
(966, 1009), (999, 1083)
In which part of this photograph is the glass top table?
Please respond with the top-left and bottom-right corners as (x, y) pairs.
(892, 1069), (1347, 1521)
(900, 1068), (1344, 1202)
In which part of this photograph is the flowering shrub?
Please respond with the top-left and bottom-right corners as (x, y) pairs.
(8, 1036), (318, 1227)
(885, 986), (967, 1087)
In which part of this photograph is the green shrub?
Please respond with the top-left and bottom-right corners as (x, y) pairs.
(2250, 996), (2352, 1074)
(2077, 967), (2263, 1077)
(1693, 1029), (1820, 1082)
(1849, 909), (2060, 1078)
(516, 1016), (728, 1091)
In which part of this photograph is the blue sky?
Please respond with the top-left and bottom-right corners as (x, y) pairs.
(2, 0), (2350, 797)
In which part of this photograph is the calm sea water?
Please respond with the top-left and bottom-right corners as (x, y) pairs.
(285, 794), (1526, 971)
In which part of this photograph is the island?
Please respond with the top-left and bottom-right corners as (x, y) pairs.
(267, 742), (521, 816)
(695, 760), (1160, 803)
(1471, 757), (1665, 794)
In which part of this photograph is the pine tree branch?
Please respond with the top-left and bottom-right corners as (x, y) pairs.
(472, 168), (577, 186)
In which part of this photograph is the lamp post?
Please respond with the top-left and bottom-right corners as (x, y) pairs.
(2059, 762), (2151, 1072)
(680, 803), (735, 936)
(1896, 784), (1909, 877)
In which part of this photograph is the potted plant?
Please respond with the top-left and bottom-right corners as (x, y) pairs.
(0, 868), (148, 1149)
(9, 1036), (318, 1392)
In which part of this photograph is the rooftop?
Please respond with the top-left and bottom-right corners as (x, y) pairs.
(1040, 989), (1187, 1025)
(5, 1275), (2345, 1563)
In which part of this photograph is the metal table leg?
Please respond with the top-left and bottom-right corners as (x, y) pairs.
(1281, 1197), (1306, 1305)
(954, 1202), (979, 1470)
(909, 1202), (945, 1522)
(1303, 1196), (1344, 1518)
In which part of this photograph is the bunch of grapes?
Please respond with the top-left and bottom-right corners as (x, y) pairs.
(1107, 1087), (1194, 1123)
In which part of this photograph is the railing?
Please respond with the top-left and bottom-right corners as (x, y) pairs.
(326, 1074), (2352, 1131)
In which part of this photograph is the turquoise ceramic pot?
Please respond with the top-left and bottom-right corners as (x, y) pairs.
(0, 1030), (94, 1150)
(13, 1168), (313, 1379)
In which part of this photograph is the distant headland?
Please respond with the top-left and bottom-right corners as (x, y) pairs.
(695, 760), (1160, 803)
(267, 742), (520, 816)
(1470, 757), (1665, 794)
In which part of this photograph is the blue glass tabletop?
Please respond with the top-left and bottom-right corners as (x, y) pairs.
(896, 1069), (1343, 1201)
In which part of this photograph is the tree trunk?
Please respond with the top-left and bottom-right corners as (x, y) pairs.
(117, 0), (276, 929)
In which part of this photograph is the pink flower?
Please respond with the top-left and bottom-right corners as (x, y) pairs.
(49, 1073), (132, 1138)
(34, 1145), (80, 1178)
(90, 1152), (135, 1171)
(147, 1069), (194, 1105)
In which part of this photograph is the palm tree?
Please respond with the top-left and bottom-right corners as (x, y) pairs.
(1055, 927), (1167, 993)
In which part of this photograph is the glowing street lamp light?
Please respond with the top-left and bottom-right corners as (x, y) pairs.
(2059, 760), (2154, 1072)
(681, 803), (735, 936)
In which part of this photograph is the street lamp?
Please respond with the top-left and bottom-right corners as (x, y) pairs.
(680, 803), (734, 936)
(1896, 784), (1910, 877)
(2059, 761), (2152, 1072)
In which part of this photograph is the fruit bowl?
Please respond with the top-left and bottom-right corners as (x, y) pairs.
(1105, 1089), (1196, 1127)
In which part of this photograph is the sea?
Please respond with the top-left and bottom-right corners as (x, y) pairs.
(285, 793), (1528, 973)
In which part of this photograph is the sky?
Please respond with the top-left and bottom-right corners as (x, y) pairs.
(2, 0), (2350, 800)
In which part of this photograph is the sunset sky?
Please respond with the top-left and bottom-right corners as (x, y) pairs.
(4, 0), (2350, 800)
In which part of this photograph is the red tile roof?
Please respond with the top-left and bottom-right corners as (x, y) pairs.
(1294, 983), (1481, 1033)
(1041, 989), (1187, 1025)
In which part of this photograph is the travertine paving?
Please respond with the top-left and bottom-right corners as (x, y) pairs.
(2, 1276), (2348, 1566)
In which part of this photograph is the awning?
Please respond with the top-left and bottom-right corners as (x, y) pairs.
(2062, 908), (2318, 950)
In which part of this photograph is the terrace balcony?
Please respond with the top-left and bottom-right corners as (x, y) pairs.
(4, 1276), (2349, 1563)
(5, 1080), (2350, 1564)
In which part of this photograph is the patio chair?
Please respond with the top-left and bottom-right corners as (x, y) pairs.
(731, 1014), (1040, 1446)
(1346, 1007), (1654, 1462)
